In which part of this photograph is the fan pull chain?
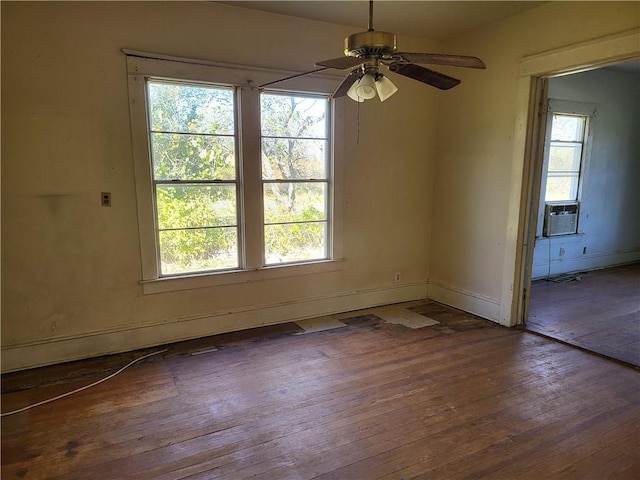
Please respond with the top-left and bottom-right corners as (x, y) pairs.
(357, 100), (360, 144)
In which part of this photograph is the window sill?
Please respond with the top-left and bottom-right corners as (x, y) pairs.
(139, 259), (345, 295)
(536, 232), (585, 244)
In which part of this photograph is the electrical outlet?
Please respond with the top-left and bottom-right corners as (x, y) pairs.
(394, 272), (401, 283)
(101, 192), (111, 207)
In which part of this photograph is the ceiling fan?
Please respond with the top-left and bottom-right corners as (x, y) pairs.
(260, 0), (486, 102)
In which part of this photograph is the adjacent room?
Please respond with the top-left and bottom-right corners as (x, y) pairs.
(2, 1), (639, 478)
(525, 60), (640, 366)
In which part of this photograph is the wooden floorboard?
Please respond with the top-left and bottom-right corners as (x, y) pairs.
(2, 300), (638, 479)
(526, 262), (640, 367)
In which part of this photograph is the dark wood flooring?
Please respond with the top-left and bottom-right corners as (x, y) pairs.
(526, 263), (640, 367)
(2, 301), (639, 479)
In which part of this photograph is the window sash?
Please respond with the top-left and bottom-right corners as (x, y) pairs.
(544, 113), (588, 203)
(259, 91), (331, 266)
(146, 80), (241, 276)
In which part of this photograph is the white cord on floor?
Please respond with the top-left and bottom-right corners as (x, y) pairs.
(1, 349), (168, 417)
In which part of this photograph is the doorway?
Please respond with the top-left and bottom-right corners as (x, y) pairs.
(520, 59), (640, 366)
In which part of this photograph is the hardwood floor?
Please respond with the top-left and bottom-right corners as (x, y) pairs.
(2, 300), (639, 479)
(526, 263), (640, 367)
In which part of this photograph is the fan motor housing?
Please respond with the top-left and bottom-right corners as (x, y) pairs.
(345, 31), (397, 57)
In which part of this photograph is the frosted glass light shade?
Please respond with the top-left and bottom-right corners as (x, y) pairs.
(375, 75), (398, 102)
(355, 74), (377, 99)
(347, 79), (365, 102)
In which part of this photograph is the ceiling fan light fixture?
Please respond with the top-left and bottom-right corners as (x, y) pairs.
(259, 0), (486, 99)
(375, 75), (398, 102)
(355, 74), (377, 99)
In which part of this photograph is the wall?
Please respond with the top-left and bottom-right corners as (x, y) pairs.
(430, 1), (640, 324)
(531, 67), (640, 278)
(1, 2), (440, 372)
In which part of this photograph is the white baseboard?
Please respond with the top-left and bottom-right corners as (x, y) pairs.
(1, 282), (428, 373)
(531, 250), (640, 279)
(427, 281), (504, 325)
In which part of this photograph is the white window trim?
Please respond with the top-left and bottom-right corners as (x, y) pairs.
(125, 51), (345, 294)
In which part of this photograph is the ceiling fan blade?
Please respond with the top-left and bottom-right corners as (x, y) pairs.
(388, 63), (461, 90)
(333, 70), (361, 98)
(396, 53), (486, 69)
(316, 57), (366, 70)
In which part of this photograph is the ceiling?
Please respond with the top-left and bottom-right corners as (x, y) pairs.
(218, 1), (547, 41)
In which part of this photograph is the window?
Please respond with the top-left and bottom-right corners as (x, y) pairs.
(261, 93), (329, 265)
(147, 81), (239, 275)
(126, 52), (343, 292)
(536, 99), (596, 238)
(543, 113), (587, 202)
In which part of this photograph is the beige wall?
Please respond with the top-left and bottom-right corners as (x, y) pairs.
(1, 2), (439, 371)
(430, 1), (640, 324)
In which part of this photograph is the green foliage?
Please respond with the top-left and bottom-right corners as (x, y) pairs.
(264, 223), (326, 264)
(147, 83), (330, 274)
(151, 133), (236, 180)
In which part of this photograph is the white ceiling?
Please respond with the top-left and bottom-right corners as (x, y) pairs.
(218, 1), (547, 41)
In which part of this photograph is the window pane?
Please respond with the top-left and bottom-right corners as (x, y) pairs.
(548, 143), (583, 172)
(159, 227), (238, 275)
(151, 133), (236, 180)
(262, 138), (327, 180)
(156, 185), (237, 230)
(545, 174), (579, 201)
(148, 82), (234, 135)
(261, 94), (327, 138)
(264, 183), (327, 223)
(264, 222), (327, 265)
(551, 114), (585, 142)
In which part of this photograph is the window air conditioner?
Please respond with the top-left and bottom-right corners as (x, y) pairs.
(544, 202), (579, 237)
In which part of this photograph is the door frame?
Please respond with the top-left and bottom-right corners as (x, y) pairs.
(504, 28), (640, 326)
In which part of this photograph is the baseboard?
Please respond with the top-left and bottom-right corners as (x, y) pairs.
(1, 282), (428, 373)
(427, 281), (503, 325)
(531, 250), (640, 279)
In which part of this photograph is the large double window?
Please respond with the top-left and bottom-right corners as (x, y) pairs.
(126, 53), (341, 292)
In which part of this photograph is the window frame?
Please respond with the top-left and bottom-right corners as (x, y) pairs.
(536, 99), (596, 238)
(125, 52), (344, 294)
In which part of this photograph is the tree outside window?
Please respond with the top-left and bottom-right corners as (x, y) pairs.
(146, 82), (332, 276)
